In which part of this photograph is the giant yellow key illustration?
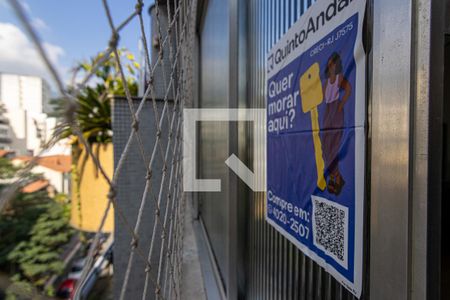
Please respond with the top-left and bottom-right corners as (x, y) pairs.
(300, 62), (326, 191)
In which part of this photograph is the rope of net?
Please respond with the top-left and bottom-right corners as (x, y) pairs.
(6, 0), (194, 299)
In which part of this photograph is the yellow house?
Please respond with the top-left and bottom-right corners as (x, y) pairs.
(70, 143), (114, 233)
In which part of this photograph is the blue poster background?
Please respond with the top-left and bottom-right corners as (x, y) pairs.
(267, 14), (360, 283)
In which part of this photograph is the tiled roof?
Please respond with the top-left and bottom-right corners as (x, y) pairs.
(22, 179), (49, 193)
(0, 150), (13, 158)
(13, 155), (32, 161)
(13, 155), (72, 173)
(37, 155), (72, 172)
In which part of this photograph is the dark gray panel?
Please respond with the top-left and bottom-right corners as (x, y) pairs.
(198, 0), (230, 291)
(112, 97), (173, 299)
(149, 4), (175, 101)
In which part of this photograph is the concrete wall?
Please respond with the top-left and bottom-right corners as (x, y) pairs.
(112, 97), (172, 299)
(148, 4), (174, 100)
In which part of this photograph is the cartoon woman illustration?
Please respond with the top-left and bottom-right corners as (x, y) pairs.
(322, 52), (351, 195)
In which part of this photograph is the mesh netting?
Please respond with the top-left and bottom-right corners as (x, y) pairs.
(4, 0), (195, 299)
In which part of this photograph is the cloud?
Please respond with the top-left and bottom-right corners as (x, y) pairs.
(31, 17), (49, 31)
(0, 22), (66, 88)
(19, 0), (31, 13)
(0, 0), (29, 12)
(0, 1), (49, 31)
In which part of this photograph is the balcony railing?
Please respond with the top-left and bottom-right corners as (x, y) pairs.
(0, 123), (11, 142)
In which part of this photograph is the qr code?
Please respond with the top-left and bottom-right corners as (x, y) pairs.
(312, 195), (348, 268)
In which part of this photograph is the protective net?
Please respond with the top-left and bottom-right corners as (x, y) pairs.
(4, 0), (195, 299)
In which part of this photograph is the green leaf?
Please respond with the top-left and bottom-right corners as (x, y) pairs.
(51, 48), (139, 148)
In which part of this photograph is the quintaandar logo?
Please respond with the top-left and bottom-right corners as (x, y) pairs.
(183, 109), (266, 192)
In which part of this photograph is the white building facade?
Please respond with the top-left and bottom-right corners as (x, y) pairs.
(0, 73), (68, 155)
(0, 102), (11, 149)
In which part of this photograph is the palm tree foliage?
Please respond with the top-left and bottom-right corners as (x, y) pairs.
(52, 49), (139, 145)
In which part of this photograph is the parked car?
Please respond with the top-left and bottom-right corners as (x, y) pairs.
(56, 278), (76, 299)
(68, 258), (87, 280)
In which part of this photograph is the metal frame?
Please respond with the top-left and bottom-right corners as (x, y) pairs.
(411, 1), (432, 299)
(370, 0), (413, 298)
(197, 217), (227, 299)
(195, 0), (232, 298)
(228, 0), (239, 298)
(371, 0), (445, 299)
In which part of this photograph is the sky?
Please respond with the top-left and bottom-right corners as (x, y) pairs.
(0, 0), (153, 92)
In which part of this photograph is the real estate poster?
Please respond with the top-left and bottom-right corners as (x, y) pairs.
(266, 0), (366, 297)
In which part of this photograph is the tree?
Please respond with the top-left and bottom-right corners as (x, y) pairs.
(0, 159), (43, 269)
(52, 49), (139, 146)
(7, 198), (73, 287)
(0, 191), (49, 268)
(0, 157), (17, 180)
(0, 159), (73, 293)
